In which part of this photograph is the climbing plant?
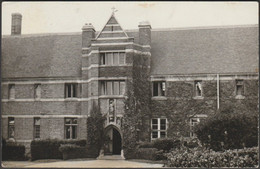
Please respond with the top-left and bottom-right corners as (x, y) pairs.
(122, 53), (151, 158)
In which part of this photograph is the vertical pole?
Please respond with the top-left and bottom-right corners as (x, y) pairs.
(217, 74), (220, 109)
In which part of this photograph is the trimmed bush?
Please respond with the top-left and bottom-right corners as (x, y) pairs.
(2, 138), (6, 147)
(85, 144), (100, 158)
(165, 147), (258, 167)
(138, 141), (154, 148)
(31, 139), (86, 160)
(2, 139), (26, 161)
(153, 138), (181, 152)
(59, 144), (86, 160)
(58, 144), (100, 160)
(136, 148), (159, 161)
(195, 112), (258, 151)
(59, 144), (81, 152)
(123, 148), (137, 159)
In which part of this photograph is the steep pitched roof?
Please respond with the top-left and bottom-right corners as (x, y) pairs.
(96, 13), (128, 39)
(2, 33), (82, 78)
(150, 25), (258, 75)
(1, 25), (258, 79)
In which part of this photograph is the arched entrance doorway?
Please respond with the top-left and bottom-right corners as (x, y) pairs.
(104, 125), (122, 155)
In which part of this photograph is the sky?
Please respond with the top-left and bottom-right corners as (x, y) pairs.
(2, 1), (258, 35)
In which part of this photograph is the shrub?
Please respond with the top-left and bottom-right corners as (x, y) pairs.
(2, 141), (26, 161)
(85, 144), (100, 158)
(31, 139), (86, 160)
(123, 148), (137, 159)
(58, 144), (99, 160)
(59, 144), (81, 152)
(138, 141), (154, 148)
(2, 137), (6, 147)
(59, 144), (88, 160)
(165, 146), (258, 167)
(153, 138), (181, 152)
(136, 148), (159, 161)
(195, 111), (258, 151)
(184, 138), (201, 149)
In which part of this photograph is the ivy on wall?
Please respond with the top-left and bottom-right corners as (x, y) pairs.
(122, 53), (151, 155)
(121, 50), (258, 153)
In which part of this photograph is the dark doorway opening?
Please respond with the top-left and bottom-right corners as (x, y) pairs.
(112, 128), (122, 155)
(104, 126), (122, 155)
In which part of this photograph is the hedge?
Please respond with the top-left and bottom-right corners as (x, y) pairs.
(125, 138), (182, 160)
(31, 139), (87, 160)
(59, 144), (100, 160)
(165, 147), (259, 167)
(153, 138), (181, 152)
(2, 143), (26, 161)
(138, 138), (181, 152)
(123, 148), (137, 159)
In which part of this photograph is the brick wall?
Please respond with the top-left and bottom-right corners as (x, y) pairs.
(2, 101), (82, 115)
(2, 117), (87, 145)
(41, 84), (65, 98)
(99, 66), (132, 77)
(15, 118), (34, 140)
(147, 79), (258, 139)
(1, 84), (8, 99)
(15, 84), (35, 99)
(2, 117), (8, 139)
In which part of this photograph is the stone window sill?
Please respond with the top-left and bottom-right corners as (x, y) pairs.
(193, 96), (204, 100)
(99, 95), (125, 99)
(151, 96), (167, 101)
(64, 98), (79, 101)
(99, 64), (129, 67)
(235, 95), (245, 99)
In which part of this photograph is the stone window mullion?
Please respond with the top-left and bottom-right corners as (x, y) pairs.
(158, 118), (161, 138)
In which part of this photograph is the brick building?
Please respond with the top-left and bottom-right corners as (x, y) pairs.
(1, 12), (258, 156)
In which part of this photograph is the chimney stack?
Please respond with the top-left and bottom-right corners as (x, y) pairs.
(11, 13), (22, 35)
(82, 23), (96, 48)
(138, 21), (151, 46)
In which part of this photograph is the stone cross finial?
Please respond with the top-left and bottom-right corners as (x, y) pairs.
(111, 7), (118, 15)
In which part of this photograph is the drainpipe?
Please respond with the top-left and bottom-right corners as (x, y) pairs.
(217, 74), (220, 109)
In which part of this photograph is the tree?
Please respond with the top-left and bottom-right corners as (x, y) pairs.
(87, 101), (106, 150)
(195, 105), (258, 151)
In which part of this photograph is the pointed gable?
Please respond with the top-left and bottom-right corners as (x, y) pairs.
(96, 13), (128, 39)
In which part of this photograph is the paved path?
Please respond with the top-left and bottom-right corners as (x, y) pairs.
(25, 160), (163, 168)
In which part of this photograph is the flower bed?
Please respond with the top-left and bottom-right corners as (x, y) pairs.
(165, 147), (258, 167)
